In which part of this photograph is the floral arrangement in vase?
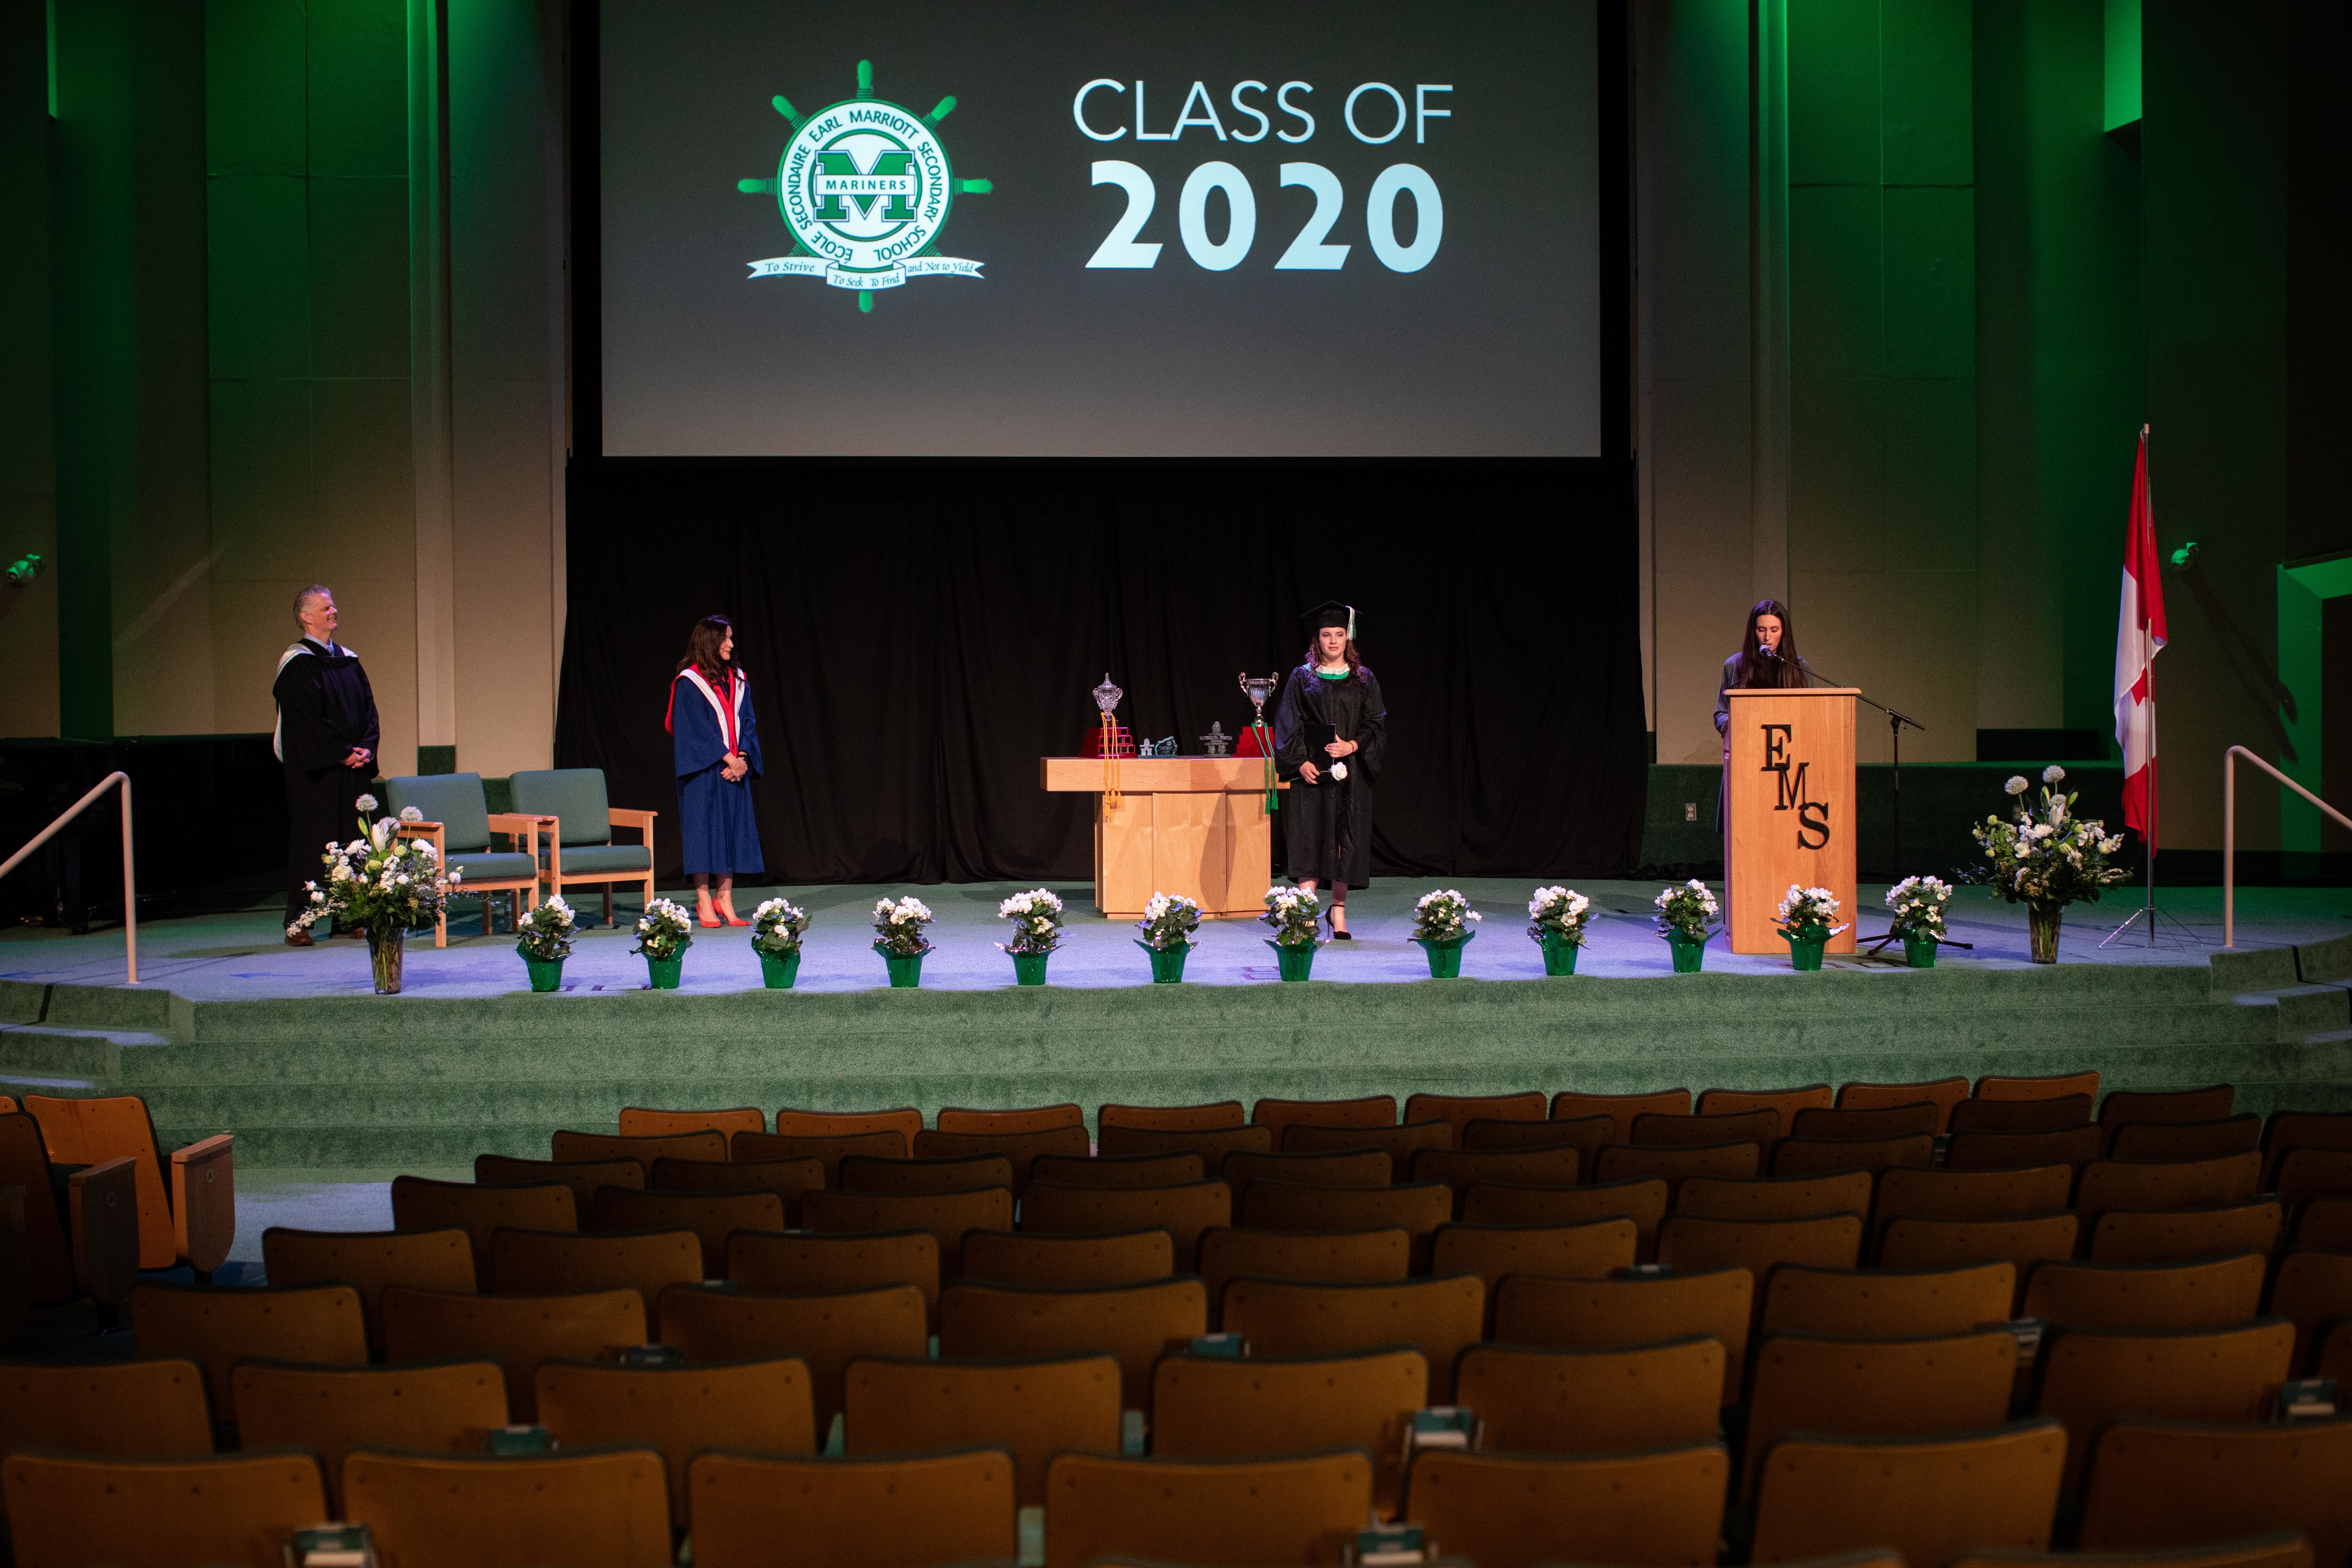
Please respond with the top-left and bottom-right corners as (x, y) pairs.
(1136, 892), (1202, 951)
(996, 889), (1066, 955)
(872, 896), (936, 956)
(1885, 876), (1953, 958)
(1774, 884), (1843, 971)
(751, 897), (811, 955)
(1527, 885), (1594, 975)
(1410, 889), (1482, 943)
(1261, 885), (1322, 947)
(1654, 879), (1719, 973)
(1972, 765), (2127, 962)
(290, 796), (460, 994)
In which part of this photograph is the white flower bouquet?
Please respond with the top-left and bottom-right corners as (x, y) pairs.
(872, 895), (935, 957)
(515, 895), (576, 962)
(751, 897), (811, 956)
(1654, 878), (1719, 941)
(288, 798), (460, 940)
(1526, 886), (1594, 948)
(1774, 884), (1843, 940)
(633, 897), (695, 961)
(1885, 875), (1953, 941)
(1261, 884), (1322, 948)
(1137, 891), (1202, 952)
(1411, 889), (1482, 944)
(1973, 765), (2128, 909)
(995, 889), (1066, 956)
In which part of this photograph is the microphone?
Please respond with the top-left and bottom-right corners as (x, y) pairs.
(1757, 643), (1779, 660)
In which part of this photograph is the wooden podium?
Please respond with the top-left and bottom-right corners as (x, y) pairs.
(1723, 688), (1860, 955)
(1040, 757), (1282, 919)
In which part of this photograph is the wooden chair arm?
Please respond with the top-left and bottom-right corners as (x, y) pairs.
(170, 1134), (236, 1276)
(69, 1156), (140, 1305)
(396, 821), (446, 839)
(485, 813), (548, 854)
(609, 808), (657, 840)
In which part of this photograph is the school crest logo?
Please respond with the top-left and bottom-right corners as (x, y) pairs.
(736, 59), (992, 312)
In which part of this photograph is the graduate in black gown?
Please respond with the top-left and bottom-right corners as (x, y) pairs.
(1273, 601), (1387, 940)
(273, 585), (380, 945)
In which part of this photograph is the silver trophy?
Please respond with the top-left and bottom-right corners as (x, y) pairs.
(1239, 673), (1278, 720)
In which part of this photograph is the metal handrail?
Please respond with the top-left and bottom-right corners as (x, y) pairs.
(2224, 745), (2352, 949)
(0, 770), (137, 983)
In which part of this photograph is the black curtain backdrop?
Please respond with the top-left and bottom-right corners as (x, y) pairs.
(556, 460), (1646, 886)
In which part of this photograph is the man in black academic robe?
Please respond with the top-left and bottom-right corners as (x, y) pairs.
(274, 586), (380, 945)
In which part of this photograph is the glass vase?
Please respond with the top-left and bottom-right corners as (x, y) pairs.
(368, 926), (405, 994)
(2028, 903), (2063, 964)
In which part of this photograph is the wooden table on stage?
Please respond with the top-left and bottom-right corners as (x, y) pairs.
(1723, 688), (1860, 955)
(1040, 756), (1286, 919)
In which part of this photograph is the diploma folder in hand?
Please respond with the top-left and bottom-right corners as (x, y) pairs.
(1305, 720), (1341, 779)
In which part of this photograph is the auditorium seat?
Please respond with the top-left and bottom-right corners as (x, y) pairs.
(2075, 1152), (2264, 1232)
(1428, 1217), (1637, 1301)
(1950, 1124), (2105, 1171)
(2037, 1319), (2296, 1490)
(1655, 1213), (1864, 1323)
(21, 1092), (235, 1278)
(2320, 1321), (2352, 1379)
(1044, 1450), (1373, 1568)
(2087, 1199), (2284, 1264)
(1875, 1163), (2076, 1231)
(1152, 1346), (1426, 1517)
(617, 1105), (765, 1139)
(1740, 1329), (2019, 1498)
(1022, 1179), (1230, 1269)
(551, 1127), (727, 1170)
(961, 1227), (1175, 1290)
(1464, 1112), (1615, 1163)
(474, 1154), (646, 1212)
(1675, 1170), (1873, 1224)
(911, 1125), (1090, 1193)
(1772, 1134), (1935, 1179)
(937, 1277), (1207, 1413)
(2266, 1249), (2352, 1369)
(2296, 1198), (2352, 1250)
(838, 1152), (1014, 1197)
(1759, 1261), (2018, 1340)
(1193, 1225), (1410, 1324)
(390, 1175), (576, 1283)
(772, 1106), (924, 1146)
(1948, 1534), (2315, 1568)
(687, 1447), (1018, 1568)
(2277, 1150), (2352, 1213)
(259, 1225), (476, 1349)
(1406, 1444), (1729, 1568)
(1490, 1268), (1754, 1405)
(1592, 1140), (1764, 1191)
(1836, 1075), (1968, 1131)
(1791, 1101), (1942, 1141)
(1402, 1089), (1547, 1141)
(2100, 1084), (2236, 1132)
(0, 1109), (124, 1308)
(487, 1225), (700, 1303)
(1220, 1275), (1482, 1402)
(1747, 1421), (2066, 1565)
(1462, 1175), (1671, 1260)
(130, 1281), (367, 1423)
(588, 1186), (787, 1275)
(846, 1352), (1119, 1506)
(1412, 1143), (1582, 1196)
(1097, 1121), (1276, 1164)
(2077, 1419), (2352, 1568)
(1223, 1147), (1393, 1190)
(1251, 1093), (1398, 1148)
(1, 1449), (328, 1568)
(1031, 1149), (1204, 1189)
(2263, 1111), (2352, 1188)
(644, 1154), (826, 1214)
(656, 1283), (924, 1431)
(732, 1127), (909, 1180)
(1454, 1339), (1723, 1456)
(232, 1359), (506, 1508)
(1976, 1070), (2102, 1102)
(726, 1229), (940, 1317)
(1699, 1083), (1834, 1127)
(1877, 1213), (2082, 1290)
(2020, 1253), (2268, 1331)
(380, 1284), (644, 1421)
(536, 1357), (817, 1525)
(1238, 1178), (1452, 1267)
(1098, 1099), (1245, 1132)
(1550, 1087), (1692, 1141)
(0, 1360), (213, 1493)
(342, 1446), (672, 1568)
(1632, 1107), (1782, 1148)
(1282, 1118), (1455, 1167)
(2108, 1114), (2263, 1163)
(800, 1185), (1014, 1275)
(936, 1102), (1085, 1135)
(1951, 1096), (2098, 1135)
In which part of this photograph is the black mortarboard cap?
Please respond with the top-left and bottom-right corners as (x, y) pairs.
(1301, 601), (1356, 637)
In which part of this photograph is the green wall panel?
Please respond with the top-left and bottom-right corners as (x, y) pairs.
(1790, 374), (1886, 566)
(1880, 186), (1974, 378)
(1880, 0), (1974, 186)
(306, 176), (410, 377)
(206, 175), (312, 378)
(1790, 184), (1883, 379)
(1881, 378), (1976, 573)
(306, 0), (407, 179)
(310, 378), (413, 552)
(208, 378), (316, 581)
(205, 0), (307, 177)
(1787, 0), (1882, 186)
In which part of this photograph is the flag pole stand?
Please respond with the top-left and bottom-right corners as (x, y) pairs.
(2099, 701), (2205, 950)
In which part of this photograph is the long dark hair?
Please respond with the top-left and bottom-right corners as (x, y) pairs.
(1735, 599), (1805, 688)
(675, 615), (734, 681)
(1301, 635), (1366, 681)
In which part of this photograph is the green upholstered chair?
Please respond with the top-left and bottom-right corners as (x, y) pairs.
(506, 769), (657, 927)
(382, 773), (545, 947)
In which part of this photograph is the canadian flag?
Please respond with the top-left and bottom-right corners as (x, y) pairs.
(2113, 426), (2166, 835)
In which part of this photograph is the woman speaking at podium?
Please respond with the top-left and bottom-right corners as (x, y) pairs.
(1715, 598), (1810, 828)
(666, 614), (764, 929)
(1274, 602), (1387, 940)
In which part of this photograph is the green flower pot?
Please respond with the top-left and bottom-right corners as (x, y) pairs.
(1539, 932), (1580, 975)
(1139, 940), (1190, 983)
(645, 954), (683, 990)
(1011, 951), (1050, 986)
(758, 948), (802, 989)
(1902, 934), (1938, 969)
(879, 946), (925, 988)
(1666, 930), (1708, 973)
(1784, 931), (1828, 971)
(520, 952), (564, 993)
(1267, 939), (1317, 981)
(1417, 928), (1475, 978)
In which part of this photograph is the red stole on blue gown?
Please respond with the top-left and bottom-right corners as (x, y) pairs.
(667, 666), (765, 874)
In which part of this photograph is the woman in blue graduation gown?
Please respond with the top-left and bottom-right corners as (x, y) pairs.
(666, 614), (764, 927)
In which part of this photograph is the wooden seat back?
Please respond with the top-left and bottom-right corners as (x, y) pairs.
(380, 1285), (644, 1421)
(1793, 1102), (1942, 1141)
(1592, 1140), (1763, 1191)
(2264, 1112), (2352, 1188)
(1749, 1421), (2066, 1565)
(1676, 1171), (1873, 1224)
(2077, 1419), (2352, 1568)
(1658, 1214), (1863, 1329)
(1097, 1100), (1245, 1132)
(910, 1126), (1090, 1194)
(1491, 1267), (1754, 1406)
(1021, 1180), (1229, 1271)
(474, 1155), (645, 1213)
(1153, 1346), (1426, 1517)
(1699, 1083), (1834, 1124)
(1632, 1107), (1782, 1148)
(1836, 1076), (1968, 1130)
(1876, 1164), (2074, 1229)
(655, 1283), (924, 1430)
(1, 1450), (326, 1568)
(340, 1447), (671, 1568)
(846, 1352), (1119, 1507)
(391, 1175), (575, 1283)
(1194, 1225), (1409, 1325)
(1094, 1122), (1272, 1164)
(1407, 1444), (1730, 1568)
(1412, 1144), (1581, 1196)
(0, 1112), (76, 1303)
(1281, 1119), (1455, 1168)
(1221, 1274), (1483, 1403)
(1454, 1339), (1723, 1456)
(2277, 1150), (2352, 1212)
(1774, 1134), (1935, 1179)
(23, 1093), (233, 1274)
(1044, 1449), (1372, 1568)
(1222, 1148), (1391, 1190)
(2039, 1320), (2296, 1489)
(1238, 1179), (1451, 1269)
(588, 1188), (785, 1276)
(1976, 1070), (2101, 1101)
(687, 1447), (1016, 1568)
(1402, 1090), (1546, 1142)
(2100, 1084), (2236, 1130)
(643, 1155), (824, 1218)
(1550, 1088), (1692, 1142)
(260, 1226), (476, 1350)
(1029, 1150), (1204, 1189)
(2089, 1200), (2284, 1264)
(617, 1106), (765, 1139)
(2075, 1152), (2262, 1231)
(838, 1153), (1014, 1197)
(724, 1229), (940, 1318)
(1428, 1218), (1637, 1300)
(537, 1357), (816, 1524)
(937, 1277), (1209, 1412)
(800, 1185), (1014, 1275)
(1463, 1112), (1614, 1161)
(772, 1106), (923, 1146)
(1947, 1125), (2103, 1171)
(232, 1359), (506, 1510)
(1877, 1213), (2080, 1292)
(1951, 1095), (2096, 1134)
(1461, 1176), (1671, 1260)
(488, 1226), (701, 1304)
(730, 1128), (907, 1181)
(2109, 1115), (2262, 1163)
(1744, 1329), (2018, 1498)
(1761, 1261), (2017, 1340)
(1950, 1534), (2312, 1568)
(936, 1102), (1084, 1135)
(130, 1281), (366, 1422)
(1250, 1094), (1398, 1149)
(961, 1228), (1174, 1290)
(2022, 1253), (2268, 1331)
(2267, 1248), (2352, 1370)
(550, 1128), (726, 1170)
(0, 1358), (212, 1476)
